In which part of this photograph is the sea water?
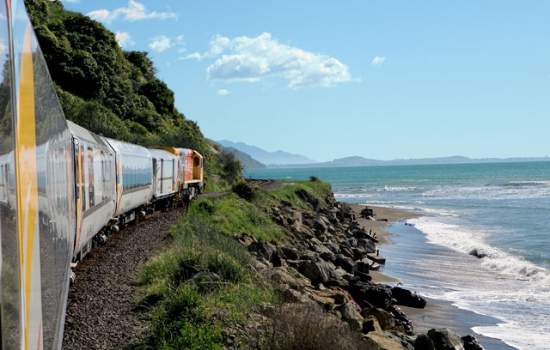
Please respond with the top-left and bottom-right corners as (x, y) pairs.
(247, 162), (550, 350)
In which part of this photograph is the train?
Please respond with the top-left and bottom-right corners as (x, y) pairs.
(0, 1), (204, 349)
(68, 121), (204, 261)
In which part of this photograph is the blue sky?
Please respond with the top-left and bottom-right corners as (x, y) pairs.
(62, 0), (550, 161)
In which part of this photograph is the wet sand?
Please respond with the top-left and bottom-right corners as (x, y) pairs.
(349, 204), (419, 244)
(348, 203), (516, 350)
(349, 204), (417, 283)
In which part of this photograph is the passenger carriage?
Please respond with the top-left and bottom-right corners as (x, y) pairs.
(68, 121), (117, 260)
(149, 149), (179, 207)
(104, 137), (154, 226)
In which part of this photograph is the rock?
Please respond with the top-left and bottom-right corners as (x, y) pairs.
(414, 334), (435, 350)
(468, 249), (488, 259)
(248, 240), (276, 262)
(391, 286), (427, 309)
(339, 301), (364, 330)
(358, 238), (377, 254)
(295, 188), (320, 210)
(362, 307), (395, 330)
(427, 329), (465, 350)
(237, 233), (257, 247)
(360, 207), (375, 219)
(362, 317), (379, 334)
(280, 245), (299, 260)
(297, 260), (333, 285)
(461, 335), (484, 350)
(281, 287), (310, 303)
(367, 252), (386, 264)
(334, 254), (355, 273)
(349, 280), (393, 309)
(268, 267), (312, 289)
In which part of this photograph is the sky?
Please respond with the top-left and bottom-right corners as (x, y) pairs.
(62, 0), (550, 162)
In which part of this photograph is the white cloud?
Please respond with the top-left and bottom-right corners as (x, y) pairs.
(185, 33), (351, 88)
(217, 89), (231, 96)
(115, 31), (134, 48)
(371, 56), (386, 66)
(149, 36), (172, 53)
(148, 35), (185, 53)
(63, 0), (80, 3)
(88, 0), (177, 23)
(88, 9), (110, 20)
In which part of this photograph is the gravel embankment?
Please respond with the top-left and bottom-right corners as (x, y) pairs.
(62, 209), (184, 350)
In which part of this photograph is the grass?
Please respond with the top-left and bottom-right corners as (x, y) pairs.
(138, 178), (335, 349)
(138, 210), (277, 349)
(185, 193), (286, 242)
(251, 179), (333, 211)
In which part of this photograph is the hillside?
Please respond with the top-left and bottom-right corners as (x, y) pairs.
(24, 0), (240, 188)
(221, 146), (266, 169)
(218, 140), (316, 165)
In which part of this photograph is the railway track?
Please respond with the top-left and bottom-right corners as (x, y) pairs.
(62, 208), (185, 350)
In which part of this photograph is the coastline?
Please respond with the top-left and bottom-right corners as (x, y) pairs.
(346, 202), (517, 350)
(348, 204), (417, 284)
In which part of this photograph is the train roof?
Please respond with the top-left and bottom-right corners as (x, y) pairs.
(166, 147), (203, 158)
(149, 149), (177, 160)
(67, 121), (110, 147)
(104, 137), (151, 158)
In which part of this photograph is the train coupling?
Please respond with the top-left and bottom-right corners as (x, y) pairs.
(70, 263), (77, 285)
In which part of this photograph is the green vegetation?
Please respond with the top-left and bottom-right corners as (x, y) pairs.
(24, 0), (241, 188)
(137, 179), (333, 349)
(252, 179), (333, 211)
(139, 215), (276, 349)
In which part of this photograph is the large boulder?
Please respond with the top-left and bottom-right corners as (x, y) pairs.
(297, 260), (333, 285)
(360, 206), (375, 219)
(427, 329), (465, 350)
(468, 249), (488, 259)
(391, 286), (427, 308)
(339, 301), (364, 330)
(414, 334), (435, 350)
(248, 240), (276, 262)
(349, 280), (393, 309)
(280, 245), (299, 260)
(334, 254), (355, 273)
(362, 307), (395, 330)
(461, 335), (484, 350)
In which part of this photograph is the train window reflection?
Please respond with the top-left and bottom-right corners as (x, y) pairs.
(87, 147), (94, 208)
(122, 155), (152, 192)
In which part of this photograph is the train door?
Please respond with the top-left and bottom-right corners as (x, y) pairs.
(73, 140), (84, 255)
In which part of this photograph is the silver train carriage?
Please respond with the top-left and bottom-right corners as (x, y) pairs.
(104, 138), (154, 224)
(1, 1), (76, 349)
(149, 149), (178, 202)
(67, 121), (116, 260)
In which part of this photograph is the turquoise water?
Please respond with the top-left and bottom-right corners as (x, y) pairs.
(247, 162), (550, 350)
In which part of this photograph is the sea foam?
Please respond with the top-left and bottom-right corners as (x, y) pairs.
(407, 215), (550, 350)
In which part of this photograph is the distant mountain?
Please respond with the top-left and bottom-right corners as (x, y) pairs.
(269, 155), (550, 168)
(221, 146), (266, 169)
(218, 140), (316, 165)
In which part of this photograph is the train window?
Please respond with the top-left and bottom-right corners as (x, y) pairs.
(100, 151), (109, 202)
(79, 145), (86, 213)
(122, 155), (152, 192)
(88, 147), (94, 208)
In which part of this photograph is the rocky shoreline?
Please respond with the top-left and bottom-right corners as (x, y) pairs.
(241, 184), (483, 350)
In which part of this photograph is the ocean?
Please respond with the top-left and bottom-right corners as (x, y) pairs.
(246, 162), (550, 350)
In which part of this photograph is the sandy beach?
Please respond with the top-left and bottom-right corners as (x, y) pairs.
(349, 204), (419, 244)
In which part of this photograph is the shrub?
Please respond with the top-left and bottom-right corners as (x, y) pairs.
(262, 303), (369, 350)
(233, 181), (256, 201)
